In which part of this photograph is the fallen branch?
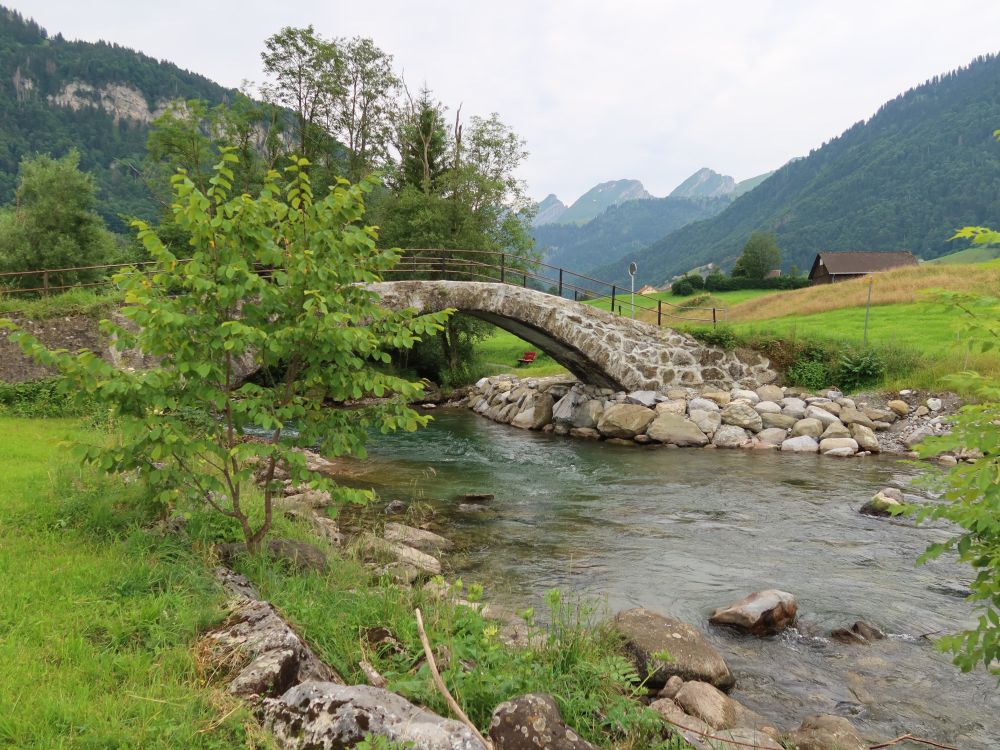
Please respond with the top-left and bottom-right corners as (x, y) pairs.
(359, 659), (387, 689)
(414, 608), (493, 750)
(869, 734), (960, 750)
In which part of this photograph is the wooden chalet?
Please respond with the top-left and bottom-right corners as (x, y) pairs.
(808, 251), (918, 285)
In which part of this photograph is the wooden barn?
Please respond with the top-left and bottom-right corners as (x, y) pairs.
(808, 251), (918, 284)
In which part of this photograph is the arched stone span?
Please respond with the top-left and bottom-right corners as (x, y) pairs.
(370, 281), (775, 391)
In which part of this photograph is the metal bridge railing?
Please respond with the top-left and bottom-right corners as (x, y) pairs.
(0, 249), (724, 327)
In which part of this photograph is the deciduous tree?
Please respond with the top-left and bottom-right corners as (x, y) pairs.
(731, 231), (781, 279)
(5, 152), (450, 551)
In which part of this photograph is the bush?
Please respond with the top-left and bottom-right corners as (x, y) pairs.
(0, 378), (99, 418)
(704, 275), (810, 292)
(682, 273), (704, 290)
(671, 279), (693, 296)
(688, 325), (739, 350)
(787, 359), (830, 390)
(836, 348), (886, 391)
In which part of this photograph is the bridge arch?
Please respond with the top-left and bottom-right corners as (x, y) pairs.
(371, 281), (774, 391)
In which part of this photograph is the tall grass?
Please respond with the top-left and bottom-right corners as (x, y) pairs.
(727, 262), (1000, 322)
(0, 418), (269, 749)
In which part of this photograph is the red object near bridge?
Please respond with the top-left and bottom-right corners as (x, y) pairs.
(517, 351), (537, 366)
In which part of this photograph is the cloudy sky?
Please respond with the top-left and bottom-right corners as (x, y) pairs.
(16, 1), (1000, 204)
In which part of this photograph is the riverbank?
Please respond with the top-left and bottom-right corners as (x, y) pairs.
(459, 374), (960, 459)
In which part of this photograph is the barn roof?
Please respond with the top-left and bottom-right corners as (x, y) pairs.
(813, 251), (918, 275)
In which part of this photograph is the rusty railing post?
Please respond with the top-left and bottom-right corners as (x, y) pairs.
(713, 307), (718, 328)
(500, 253), (506, 284)
(657, 299), (662, 326)
(558, 268), (563, 297)
(610, 285), (616, 314)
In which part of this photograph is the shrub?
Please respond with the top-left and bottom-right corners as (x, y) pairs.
(836, 348), (886, 391)
(0, 378), (99, 418)
(787, 359), (830, 391)
(671, 279), (693, 296)
(702, 275), (810, 292)
(689, 325), (739, 350)
(682, 273), (704, 290)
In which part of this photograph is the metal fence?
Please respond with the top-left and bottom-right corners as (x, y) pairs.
(0, 249), (725, 327)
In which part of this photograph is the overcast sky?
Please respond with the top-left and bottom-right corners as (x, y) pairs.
(16, 1), (1000, 203)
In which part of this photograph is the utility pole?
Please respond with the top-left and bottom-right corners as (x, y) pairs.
(628, 262), (637, 320)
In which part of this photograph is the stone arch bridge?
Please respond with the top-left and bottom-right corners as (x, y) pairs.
(371, 281), (775, 392)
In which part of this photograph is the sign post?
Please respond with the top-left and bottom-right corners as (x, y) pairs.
(628, 262), (637, 320)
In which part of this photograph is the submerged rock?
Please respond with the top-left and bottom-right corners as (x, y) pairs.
(673, 680), (778, 737)
(709, 590), (797, 636)
(860, 488), (903, 517)
(489, 693), (597, 749)
(785, 714), (867, 750)
(613, 608), (735, 691)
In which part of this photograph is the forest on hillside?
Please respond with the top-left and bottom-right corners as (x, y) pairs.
(594, 53), (1000, 285)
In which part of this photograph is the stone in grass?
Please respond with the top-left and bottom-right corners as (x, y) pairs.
(489, 693), (597, 749)
(264, 682), (487, 750)
(216, 538), (328, 573)
(709, 590), (797, 636)
(613, 608), (735, 691)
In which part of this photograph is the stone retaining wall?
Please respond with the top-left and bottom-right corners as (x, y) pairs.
(461, 375), (954, 458)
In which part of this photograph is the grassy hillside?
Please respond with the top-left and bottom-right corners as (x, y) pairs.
(928, 246), (1000, 264)
(595, 53), (1000, 285)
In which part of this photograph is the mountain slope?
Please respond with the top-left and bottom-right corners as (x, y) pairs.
(0, 8), (237, 229)
(532, 195), (729, 274)
(557, 179), (652, 224)
(533, 193), (567, 225)
(596, 53), (1000, 285)
(669, 168), (735, 198)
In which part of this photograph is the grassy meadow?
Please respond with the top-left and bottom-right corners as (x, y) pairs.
(469, 260), (1000, 392)
(0, 418), (267, 749)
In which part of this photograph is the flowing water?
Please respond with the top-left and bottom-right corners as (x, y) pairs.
(344, 409), (998, 748)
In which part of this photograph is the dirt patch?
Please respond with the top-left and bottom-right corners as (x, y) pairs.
(0, 314), (109, 383)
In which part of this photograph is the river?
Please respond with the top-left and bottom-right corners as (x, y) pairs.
(345, 408), (998, 748)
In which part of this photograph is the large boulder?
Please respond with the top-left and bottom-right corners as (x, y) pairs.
(791, 418), (823, 438)
(756, 384), (783, 402)
(761, 412), (797, 430)
(489, 693), (597, 750)
(688, 397), (720, 413)
(572, 400), (604, 429)
(785, 714), (867, 750)
(673, 681), (778, 737)
(819, 422), (851, 440)
(709, 590), (797, 635)
(613, 608), (735, 691)
(647, 413), (710, 447)
(264, 682), (486, 749)
(689, 408), (722, 435)
(804, 406), (840, 428)
(781, 436), (819, 453)
(887, 399), (909, 417)
(819, 437), (858, 456)
(721, 402), (763, 432)
(656, 398), (688, 416)
(713, 425), (750, 448)
(860, 488), (903, 517)
(627, 390), (659, 408)
(850, 423), (880, 453)
(756, 427), (789, 446)
(511, 392), (554, 430)
(597, 403), (655, 439)
(383, 522), (453, 553)
(839, 407), (876, 429)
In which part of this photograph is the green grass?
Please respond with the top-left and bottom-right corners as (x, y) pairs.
(473, 328), (570, 378)
(0, 418), (267, 749)
(0, 287), (121, 319)
(725, 300), (998, 390)
(928, 246), (1000, 264)
(583, 288), (774, 317)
